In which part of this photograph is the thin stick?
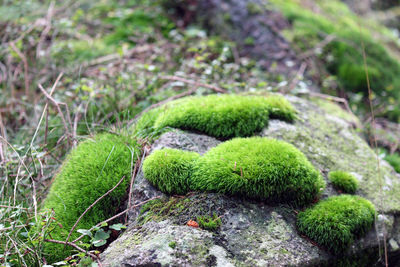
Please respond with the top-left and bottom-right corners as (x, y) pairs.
(161, 75), (227, 94)
(359, 21), (388, 267)
(126, 150), (141, 222)
(44, 239), (97, 259)
(298, 34), (336, 60)
(286, 62), (307, 93)
(95, 196), (160, 228)
(0, 205), (30, 210)
(306, 91), (358, 125)
(9, 42), (30, 100)
(36, 1), (54, 58)
(38, 84), (71, 144)
(65, 176), (126, 244)
(0, 113), (5, 163)
(72, 196), (160, 243)
(72, 103), (83, 147)
(30, 73), (63, 148)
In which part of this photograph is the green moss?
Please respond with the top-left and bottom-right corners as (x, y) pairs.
(134, 94), (296, 139)
(385, 152), (400, 173)
(38, 133), (139, 262)
(168, 241), (177, 249)
(191, 137), (324, 206)
(247, 2), (263, 15)
(142, 137), (325, 206)
(143, 148), (201, 195)
(142, 137), (323, 206)
(138, 197), (193, 225)
(197, 213), (222, 231)
(270, 0), (400, 121)
(297, 195), (375, 254)
(329, 171), (359, 194)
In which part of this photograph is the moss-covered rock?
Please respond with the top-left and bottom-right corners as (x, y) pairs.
(191, 137), (324, 206)
(102, 95), (400, 266)
(143, 148), (200, 195)
(297, 195), (375, 254)
(38, 133), (139, 262)
(134, 94), (296, 139)
(329, 171), (359, 194)
(263, 96), (400, 214)
(143, 135), (324, 206)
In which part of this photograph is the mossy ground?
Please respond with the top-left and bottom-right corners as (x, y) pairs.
(37, 133), (139, 262)
(270, 0), (400, 121)
(297, 195), (376, 255)
(134, 94), (296, 139)
(197, 213), (222, 231)
(385, 152), (400, 173)
(329, 171), (359, 194)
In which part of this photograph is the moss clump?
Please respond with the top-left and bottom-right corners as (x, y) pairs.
(197, 213), (222, 231)
(329, 171), (359, 194)
(38, 133), (139, 262)
(191, 137), (325, 206)
(168, 241), (177, 249)
(134, 94), (296, 139)
(385, 152), (400, 173)
(297, 195), (375, 254)
(143, 148), (201, 195)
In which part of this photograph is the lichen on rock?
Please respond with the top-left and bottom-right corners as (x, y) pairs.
(101, 94), (400, 266)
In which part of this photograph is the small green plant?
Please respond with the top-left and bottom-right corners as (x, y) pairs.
(329, 171), (359, 194)
(297, 195), (375, 254)
(143, 148), (201, 195)
(35, 133), (139, 263)
(197, 213), (222, 231)
(192, 137), (325, 206)
(134, 94), (296, 139)
(385, 152), (400, 173)
(168, 241), (177, 249)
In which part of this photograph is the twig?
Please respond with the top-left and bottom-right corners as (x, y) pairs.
(298, 34), (336, 60)
(160, 75), (227, 94)
(36, 1), (54, 58)
(72, 103), (83, 147)
(0, 205), (30, 210)
(359, 21), (388, 267)
(9, 42), (30, 100)
(0, 224), (29, 232)
(286, 62), (307, 93)
(0, 112), (5, 163)
(30, 73), (63, 148)
(95, 196), (160, 228)
(72, 196), (160, 243)
(38, 83), (72, 145)
(126, 150), (142, 222)
(78, 44), (154, 70)
(65, 176), (126, 244)
(44, 239), (98, 259)
(305, 91), (359, 126)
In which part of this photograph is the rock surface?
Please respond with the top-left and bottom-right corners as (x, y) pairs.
(101, 96), (400, 266)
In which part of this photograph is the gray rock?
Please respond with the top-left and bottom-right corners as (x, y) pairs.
(102, 96), (400, 266)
